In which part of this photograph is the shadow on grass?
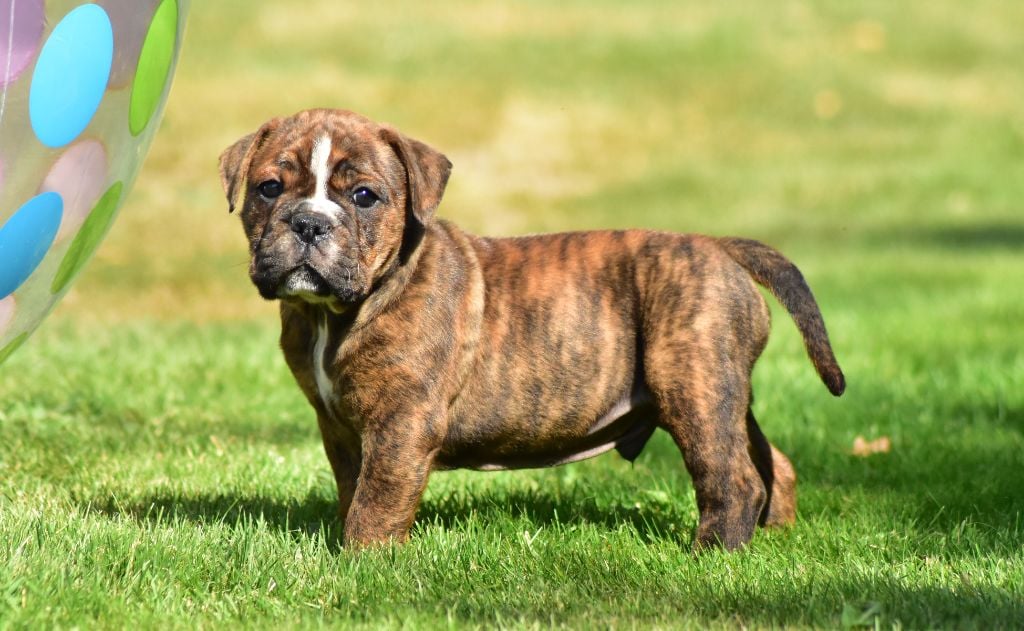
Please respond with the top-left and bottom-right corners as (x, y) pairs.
(85, 491), (346, 548)
(82, 484), (693, 550)
(872, 222), (1024, 251)
(460, 580), (1024, 630)
(417, 487), (693, 545)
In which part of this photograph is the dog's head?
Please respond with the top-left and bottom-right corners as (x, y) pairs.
(218, 109), (451, 306)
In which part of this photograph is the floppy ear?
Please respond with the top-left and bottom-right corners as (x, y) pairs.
(380, 126), (452, 226)
(218, 118), (281, 213)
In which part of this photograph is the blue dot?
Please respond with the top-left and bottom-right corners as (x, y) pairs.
(29, 4), (114, 148)
(0, 193), (64, 299)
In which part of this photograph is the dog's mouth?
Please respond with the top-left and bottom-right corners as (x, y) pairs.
(251, 242), (367, 305)
(281, 265), (332, 300)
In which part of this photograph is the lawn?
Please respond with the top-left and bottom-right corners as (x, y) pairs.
(2, 0), (1023, 628)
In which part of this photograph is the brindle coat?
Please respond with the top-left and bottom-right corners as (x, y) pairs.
(219, 109), (845, 551)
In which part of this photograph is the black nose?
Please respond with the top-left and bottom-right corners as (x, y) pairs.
(289, 212), (331, 244)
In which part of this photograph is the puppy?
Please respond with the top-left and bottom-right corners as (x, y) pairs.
(218, 108), (845, 550)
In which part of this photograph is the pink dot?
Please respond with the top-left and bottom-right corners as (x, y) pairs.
(40, 140), (109, 241)
(0, 0), (45, 86)
(99, 0), (162, 88)
(0, 295), (14, 336)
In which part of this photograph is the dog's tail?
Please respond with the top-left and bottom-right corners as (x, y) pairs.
(718, 237), (845, 396)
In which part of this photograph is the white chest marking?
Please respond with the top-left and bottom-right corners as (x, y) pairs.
(313, 317), (335, 409)
(307, 133), (342, 217)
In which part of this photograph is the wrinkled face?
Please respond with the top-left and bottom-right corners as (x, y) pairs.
(218, 109), (451, 307)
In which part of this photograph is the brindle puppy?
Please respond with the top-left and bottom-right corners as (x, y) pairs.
(219, 109), (845, 551)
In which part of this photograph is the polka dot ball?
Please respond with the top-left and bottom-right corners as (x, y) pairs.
(0, 0), (189, 365)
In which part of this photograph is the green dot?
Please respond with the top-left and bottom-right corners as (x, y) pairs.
(129, 0), (178, 136)
(0, 333), (28, 366)
(51, 182), (124, 295)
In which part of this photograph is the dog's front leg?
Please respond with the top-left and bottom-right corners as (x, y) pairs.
(316, 414), (361, 525)
(343, 427), (437, 548)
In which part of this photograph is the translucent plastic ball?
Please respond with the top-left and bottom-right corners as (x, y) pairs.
(0, 0), (188, 365)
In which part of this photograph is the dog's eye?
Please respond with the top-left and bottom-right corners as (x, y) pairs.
(258, 180), (283, 199)
(352, 187), (380, 209)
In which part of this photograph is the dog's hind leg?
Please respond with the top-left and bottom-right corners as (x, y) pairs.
(746, 408), (797, 528)
(646, 346), (767, 551)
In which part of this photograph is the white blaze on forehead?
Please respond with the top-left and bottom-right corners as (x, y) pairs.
(308, 133), (341, 216)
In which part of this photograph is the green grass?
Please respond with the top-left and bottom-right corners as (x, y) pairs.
(3, 0), (1024, 628)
